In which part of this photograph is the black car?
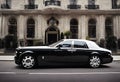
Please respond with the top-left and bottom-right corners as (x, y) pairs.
(15, 39), (113, 69)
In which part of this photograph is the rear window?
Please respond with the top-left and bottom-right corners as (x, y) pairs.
(74, 41), (88, 48)
(87, 41), (100, 49)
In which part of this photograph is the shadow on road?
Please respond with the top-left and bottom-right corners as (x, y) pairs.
(15, 64), (111, 70)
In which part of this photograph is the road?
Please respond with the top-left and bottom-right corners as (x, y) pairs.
(0, 61), (120, 82)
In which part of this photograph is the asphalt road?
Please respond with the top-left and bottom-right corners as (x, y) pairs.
(0, 61), (120, 82)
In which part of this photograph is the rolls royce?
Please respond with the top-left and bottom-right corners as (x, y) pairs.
(15, 39), (113, 69)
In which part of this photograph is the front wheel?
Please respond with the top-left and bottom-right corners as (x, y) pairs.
(21, 55), (36, 69)
(89, 55), (101, 68)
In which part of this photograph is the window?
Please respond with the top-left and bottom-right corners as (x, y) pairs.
(85, 0), (99, 9)
(88, 19), (96, 38)
(70, 19), (78, 39)
(59, 40), (72, 48)
(44, 0), (61, 6)
(25, 0), (38, 9)
(70, 0), (77, 5)
(88, 0), (95, 5)
(28, 0), (35, 5)
(8, 17), (17, 35)
(74, 41), (88, 48)
(1, 0), (11, 9)
(112, 0), (120, 9)
(27, 18), (35, 38)
(105, 18), (113, 37)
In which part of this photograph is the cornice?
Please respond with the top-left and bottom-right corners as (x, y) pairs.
(0, 9), (120, 15)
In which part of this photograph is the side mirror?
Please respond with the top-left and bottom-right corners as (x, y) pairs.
(57, 44), (62, 49)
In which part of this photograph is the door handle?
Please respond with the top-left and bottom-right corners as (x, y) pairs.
(67, 49), (76, 52)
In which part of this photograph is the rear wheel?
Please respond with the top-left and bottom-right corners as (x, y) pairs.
(21, 55), (36, 69)
(89, 55), (101, 68)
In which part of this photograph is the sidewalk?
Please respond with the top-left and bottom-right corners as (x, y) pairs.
(0, 56), (120, 61)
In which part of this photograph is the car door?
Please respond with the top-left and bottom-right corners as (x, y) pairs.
(72, 41), (90, 63)
(43, 40), (73, 63)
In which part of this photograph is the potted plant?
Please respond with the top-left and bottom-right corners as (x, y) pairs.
(64, 31), (71, 39)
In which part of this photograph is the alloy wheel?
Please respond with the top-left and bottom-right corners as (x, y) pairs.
(21, 55), (36, 69)
(89, 55), (101, 68)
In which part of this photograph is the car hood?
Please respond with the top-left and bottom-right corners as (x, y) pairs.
(97, 47), (112, 53)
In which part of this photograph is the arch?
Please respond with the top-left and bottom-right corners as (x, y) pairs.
(47, 17), (59, 26)
(105, 17), (113, 37)
(88, 18), (96, 38)
(70, 18), (78, 39)
(5, 17), (17, 50)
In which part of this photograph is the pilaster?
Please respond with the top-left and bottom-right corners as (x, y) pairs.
(80, 15), (87, 39)
(18, 15), (25, 40)
(97, 15), (105, 41)
(0, 15), (2, 38)
(113, 16), (119, 39)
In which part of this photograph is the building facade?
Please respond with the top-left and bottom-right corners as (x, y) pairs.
(0, 0), (120, 49)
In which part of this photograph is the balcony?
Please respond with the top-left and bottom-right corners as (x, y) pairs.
(24, 4), (38, 9)
(45, 1), (61, 6)
(85, 5), (99, 9)
(1, 4), (11, 9)
(67, 4), (81, 9)
(112, 5), (120, 9)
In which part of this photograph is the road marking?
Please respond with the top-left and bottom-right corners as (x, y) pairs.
(29, 72), (120, 75)
(0, 72), (16, 74)
(0, 72), (120, 75)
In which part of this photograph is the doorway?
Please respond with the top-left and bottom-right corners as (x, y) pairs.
(45, 27), (59, 45)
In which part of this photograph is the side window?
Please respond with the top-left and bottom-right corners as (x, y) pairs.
(59, 40), (72, 48)
(74, 41), (88, 48)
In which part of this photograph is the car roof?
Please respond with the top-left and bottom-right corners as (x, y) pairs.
(63, 39), (93, 43)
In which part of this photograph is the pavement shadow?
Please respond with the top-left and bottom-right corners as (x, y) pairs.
(15, 64), (111, 70)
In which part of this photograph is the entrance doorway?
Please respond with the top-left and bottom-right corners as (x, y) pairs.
(48, 34), (57, 44)
(45, 27), (59, 44)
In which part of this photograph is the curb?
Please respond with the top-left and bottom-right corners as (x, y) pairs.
(0, 56), (120, 61)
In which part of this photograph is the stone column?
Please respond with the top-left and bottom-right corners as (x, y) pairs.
(18, 15), (25, 40)
(1, 16), (7, 38)
(80, 15), (88, 39)
(113, 16), (119, 38)
(60, 16), (70, 32)
(118, 16), (120, 39)
(96, 15), (105, 41)
(0, 15), (2, 38)
(17, 15), (26, 46)
(37, 15), (48, 44)
(37, 15), (45, 43)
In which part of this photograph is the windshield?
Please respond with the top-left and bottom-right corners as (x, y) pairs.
(49, 39), (64, 47)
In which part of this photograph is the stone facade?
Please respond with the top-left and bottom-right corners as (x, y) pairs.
(0, 0), (120, 48)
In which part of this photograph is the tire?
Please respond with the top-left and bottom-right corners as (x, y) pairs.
(21, 55), (36, 69)
(89, 55), (101, 68)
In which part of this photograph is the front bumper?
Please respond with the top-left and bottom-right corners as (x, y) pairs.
(14, 56), (20, 65)
(102, 56), (113, 64)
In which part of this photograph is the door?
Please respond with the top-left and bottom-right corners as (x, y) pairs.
(43, 40), (73, 63)
(72, 41), (90, 63)
(48, 34), (57, 44)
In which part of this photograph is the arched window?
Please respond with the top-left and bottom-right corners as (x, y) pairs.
(8, 17), (17, 35)
(70, 19), (78, 39)
(105, 18), (113, 37)
(88, 19), (96, 38)
(27, 18), (35, 38)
